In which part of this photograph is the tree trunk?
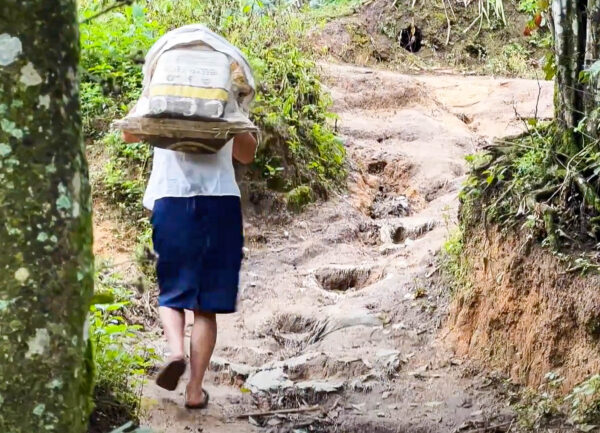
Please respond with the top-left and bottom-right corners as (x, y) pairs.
(551, 0), (600, 142)
(583, 0), (600, 137)
(0, 1), (94, 432)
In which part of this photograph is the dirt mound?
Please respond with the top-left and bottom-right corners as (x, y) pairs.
(310, 0), (543, 76)
(323, 65), (426, 111)
(446, 226), (600, 394)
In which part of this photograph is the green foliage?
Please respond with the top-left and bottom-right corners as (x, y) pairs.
(579, 60), (600, 85)
(565, 375), (600, 427)
(542, 51), (556, 80)
(440, 228), (472, 295)
(305, 0), (367, 20)
(79, 0), (346, 214)
(89, 267), (157, 431)
(99, 131), (151, 221)
(460, 116), (600, 262)
(80, 4), (161, 137)
(515, 372), (564, 430)
(514, 372), (600, 431)
(461, 125), (552, 235)
(517, 0), (538, 14)
(286, 185), (314, 211)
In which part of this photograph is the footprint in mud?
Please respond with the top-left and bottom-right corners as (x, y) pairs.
(314, 265), (375, 292)
(257, 312), (318, 349)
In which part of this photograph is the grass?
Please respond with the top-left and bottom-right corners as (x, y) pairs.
(98, 131), (151, 222)
(286, 184), (314, 211)
(305, 0), (368, 20)
(487, 42), (532, 76)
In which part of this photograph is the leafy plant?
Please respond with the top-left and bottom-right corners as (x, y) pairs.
(514, 373), (600, 431)
(89, 268), (157, 432)
(518, 0), (538, 14)
(487, 42), (531, 76)
(460, 109), (600, 268)
(565, 375), (600, 427)
(515, 372), (564, 430)
(80, 4), (160, 137)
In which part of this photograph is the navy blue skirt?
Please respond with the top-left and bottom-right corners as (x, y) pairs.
(151, 196), (243, 313)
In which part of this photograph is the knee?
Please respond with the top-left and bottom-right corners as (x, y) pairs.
(194, 311), (216, 321)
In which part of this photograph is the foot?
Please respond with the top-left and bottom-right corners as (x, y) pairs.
(155, 357), (186, 391)
(185, 385), (209, 409)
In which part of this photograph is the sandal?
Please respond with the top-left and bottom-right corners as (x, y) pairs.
(185, 388), (210, 410)
(155, 358), (186, 391)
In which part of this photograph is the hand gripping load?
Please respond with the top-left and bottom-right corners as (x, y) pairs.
(114, 25), (258, 154)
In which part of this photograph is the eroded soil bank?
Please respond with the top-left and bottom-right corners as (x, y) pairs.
(447, 225), (600, 394)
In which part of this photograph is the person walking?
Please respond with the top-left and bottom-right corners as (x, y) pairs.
(123, 131), (257, 408)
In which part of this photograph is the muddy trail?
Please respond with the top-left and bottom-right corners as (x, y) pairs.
(138, 63), (554, 433)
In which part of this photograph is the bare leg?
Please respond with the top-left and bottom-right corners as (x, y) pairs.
(186, 311), (217, 405)
(159, 306), (185, 360)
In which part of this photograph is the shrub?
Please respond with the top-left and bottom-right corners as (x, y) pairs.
(79, 1), (346, 217)
(80, 4), (161, 137)
(98, 131), (151, 222)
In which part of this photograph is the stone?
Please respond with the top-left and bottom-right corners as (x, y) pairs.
(376, 349), (403, 373)
(295, 379), (345, 393)
(210, 356), (257, 379)
(263, 352), (322, 370)
(244, 368), (293, 393)
(370, 195), (410, 219)
(379, 222), (406, 244)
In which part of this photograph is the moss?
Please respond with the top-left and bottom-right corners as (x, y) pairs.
(286, 185), (315, 212)
(440, 228), (473, 297)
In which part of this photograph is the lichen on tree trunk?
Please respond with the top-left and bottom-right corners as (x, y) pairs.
(0, 1), (94, 432)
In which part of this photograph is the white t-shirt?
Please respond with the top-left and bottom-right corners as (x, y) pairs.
(143, 140), (240, 210)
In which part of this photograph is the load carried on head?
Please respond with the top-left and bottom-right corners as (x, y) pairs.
(114, 25), (258, 154)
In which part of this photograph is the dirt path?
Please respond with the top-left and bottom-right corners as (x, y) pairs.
(138, 63), (554, 433)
